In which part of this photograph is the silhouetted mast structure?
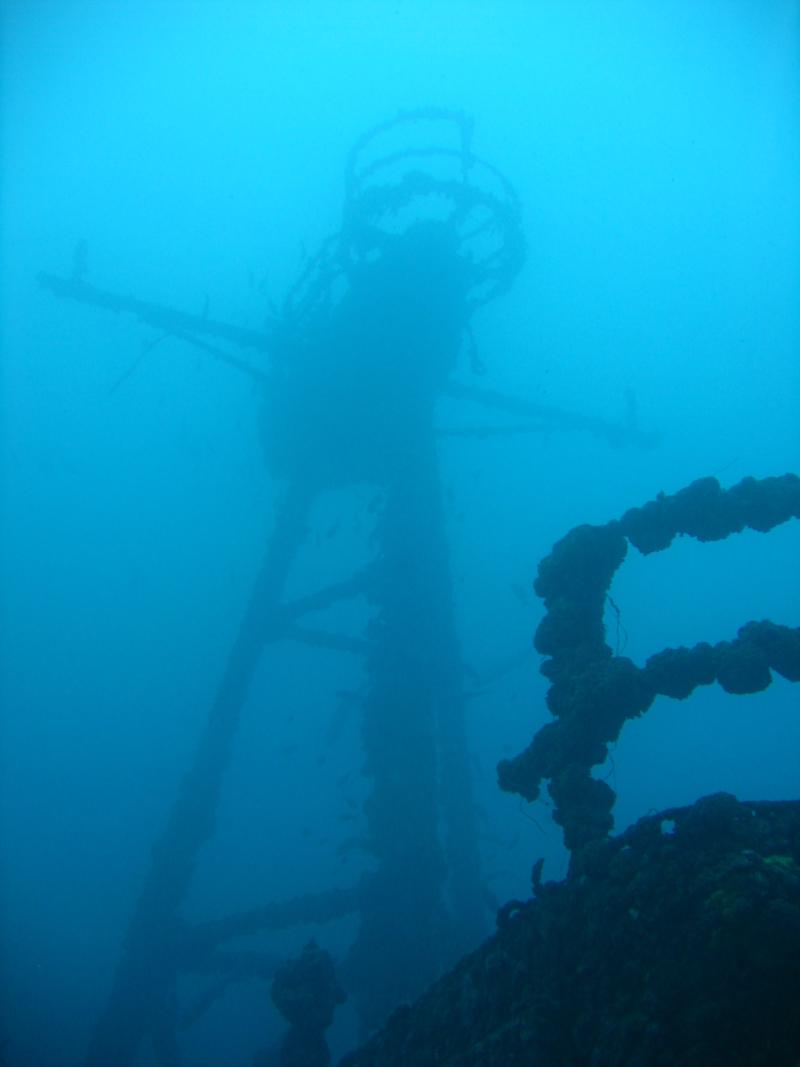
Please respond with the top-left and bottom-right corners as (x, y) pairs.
(40, 109), (652, 1066)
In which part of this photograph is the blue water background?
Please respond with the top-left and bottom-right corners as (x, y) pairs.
(2, 3), (798, 1064)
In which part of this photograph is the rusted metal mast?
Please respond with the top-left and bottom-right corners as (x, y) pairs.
(39, 110), (648, 1065)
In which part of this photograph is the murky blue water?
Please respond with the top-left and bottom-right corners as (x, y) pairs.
(2, 4), (798, 1064)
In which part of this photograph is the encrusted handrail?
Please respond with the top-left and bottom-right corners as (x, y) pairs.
(498, 474), (800, 852)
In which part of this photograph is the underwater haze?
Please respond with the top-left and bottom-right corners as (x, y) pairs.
(2, 2), (799, 1066)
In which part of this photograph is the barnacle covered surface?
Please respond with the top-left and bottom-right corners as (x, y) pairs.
(341, 793), (800, 1067)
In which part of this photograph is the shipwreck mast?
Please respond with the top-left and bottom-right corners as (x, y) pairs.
(248, 108), (526, 1032)
(39, 110), (651, 1065)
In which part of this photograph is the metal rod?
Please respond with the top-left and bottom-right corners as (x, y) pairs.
(84, 484), (313, 1067)
(444, 380), (658, 448)
(38, 272), (279, 356)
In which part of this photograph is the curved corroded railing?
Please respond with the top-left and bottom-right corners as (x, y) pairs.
(498, 474), (800, 852)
